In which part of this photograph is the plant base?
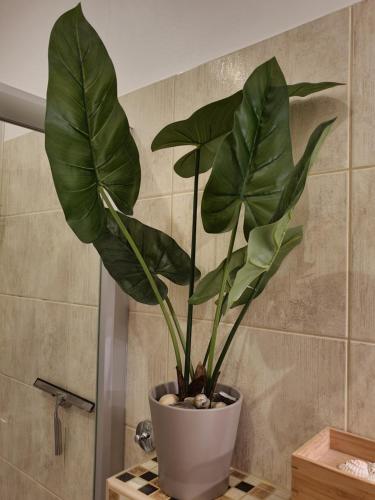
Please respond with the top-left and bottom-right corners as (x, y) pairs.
(149, 381), (243, 500)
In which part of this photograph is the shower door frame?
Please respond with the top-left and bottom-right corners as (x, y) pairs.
(0, 82), (128, 500)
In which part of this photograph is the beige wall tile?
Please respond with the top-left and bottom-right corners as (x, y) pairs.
(348, 341), (375, 440)
(0, 374), (95, 500)
(220, 327), (346, 488)
(0, 118), (98, 499)
(227, 172), (348, 338)
(0, 211), (100, 306)
(126, 313), (168, 428)
(351, 168), (375, 341)
(124, 425), (153, 469)
(129, 196), (172, 314)
(0, 458), (60, 500)
(0, 123), (4, 203)
(0, 295), (98, 400)
(352, 0), (375, 168)
(1, 132), (60, 216)
(119, 78), (174, 200)
(63, 408), (96, 500)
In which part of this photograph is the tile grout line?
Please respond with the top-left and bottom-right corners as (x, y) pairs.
(0, 122), (4, 217)
(0, 291), (99, 309)
(0, 456), (62, 500)
(136, 166), (375, 203)
(166, 75), (178, 383)
(137, 164), (375, 205)
(0, 370), (47, 392)
(0, 207), (62, 219)
(0, 369), (96, 405)
(345, 5), (354, 433)
(351, 338), (375, 347)
(128, 309), (354, 344)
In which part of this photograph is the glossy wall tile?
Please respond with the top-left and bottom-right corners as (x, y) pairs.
(119, 79), (174, 200)
(0, 124), (100, 500)
(352, 0), (375, 168)
(0, 458), (60, 500)
(0, 132), (60, 215)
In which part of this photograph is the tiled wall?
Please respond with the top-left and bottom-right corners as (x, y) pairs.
(0, 129), (100, 499)
(122, 0), (375, 490)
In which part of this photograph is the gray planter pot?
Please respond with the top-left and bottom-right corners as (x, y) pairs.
(149, 381), (243, 500)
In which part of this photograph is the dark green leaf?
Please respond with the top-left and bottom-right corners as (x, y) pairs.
(201, 57), (294, 236)
(172, 134), (226, 178)
(94, 211), (200, 305)
(231, 226), (303, 307)
(152, 81), (341, 179)
(152, 91), (243, 177)
(226, 119), (334, 308)
(189, 247), (246, 305)
(45, 4), (140, 243)
(288, 81), (344, 98)
(227, 212), (291, 308)
(271, 118), (336, 222)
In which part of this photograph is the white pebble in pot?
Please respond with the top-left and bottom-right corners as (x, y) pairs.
(193, 393), (210, 409)
(212, 401), (227, 409)
(159, 394), (178, 406)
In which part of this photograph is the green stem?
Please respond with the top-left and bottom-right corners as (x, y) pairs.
(203, 338), (210, 367)
(209, 276), (263, 393)
(207, 217), (239, 381)
(99, 187), (182, 372)
(184, 148), (200, 390)
(203, 295), (227, 367)
(209, 300), (252, 394)
(166, 297), (194, 379)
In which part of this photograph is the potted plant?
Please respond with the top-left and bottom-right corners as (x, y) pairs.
(45, 5), (340, 499)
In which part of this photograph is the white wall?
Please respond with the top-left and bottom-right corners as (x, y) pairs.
(1, 0), (359, 139)
(1, 0), (359, 100)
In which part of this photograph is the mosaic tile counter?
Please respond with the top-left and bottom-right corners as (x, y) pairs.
(106, 457), (291, 500)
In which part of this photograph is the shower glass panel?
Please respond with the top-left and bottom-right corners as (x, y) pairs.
(0, 121), (101, 500)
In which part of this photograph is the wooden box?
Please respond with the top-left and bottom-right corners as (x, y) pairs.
(292, 427), (375, 499)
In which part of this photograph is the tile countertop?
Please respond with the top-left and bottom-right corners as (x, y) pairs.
(106, 457), (291, 500)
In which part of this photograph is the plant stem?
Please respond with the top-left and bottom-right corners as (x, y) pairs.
(166, 297), (194, 379)
(99, 187), (182, 372)
(203, 295), (226, 367)
(209, 276), (263, 393)
(207, 217), (239, 381)
(184, 148), (200, 390)
(209, 299), (252, 394)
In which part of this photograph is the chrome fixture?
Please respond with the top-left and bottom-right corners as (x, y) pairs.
(135, 420), (155, 453)
(33, 378), (95, 456)
(54, 393), (69, 455)
(0, 83), (45, 132)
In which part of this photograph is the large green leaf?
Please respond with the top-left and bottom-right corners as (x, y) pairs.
(226, 118), (335, 308)
(151, 81), (341, 179)
(201, 57), (294, 236)
(189, 247), (246, 305)
(45, 4), (140, 243)
(94, 211), (201, 305)
(231, 225), (303, 307)
(190, 223), (302, 309)
(190, 103), (335, 310)
(152, 91), (243, 178)
(227, 212), (291, 307)
(172, 135), (226, 178)
(287, 81), (343, 98)
(271, 118), (336, 223)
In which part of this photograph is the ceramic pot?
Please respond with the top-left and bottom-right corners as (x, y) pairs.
(149, 381), (243, 500)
